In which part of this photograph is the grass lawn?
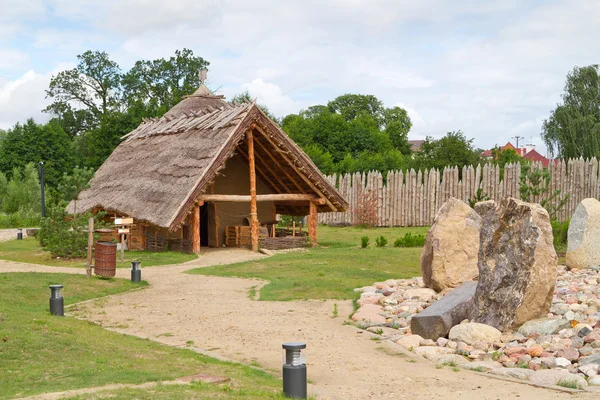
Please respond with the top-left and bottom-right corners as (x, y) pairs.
(0, 237), (197, 268)
(189, 225), (429, 301)
(0, 273), (283, 399)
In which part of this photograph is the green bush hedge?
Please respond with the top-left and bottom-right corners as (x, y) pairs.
(393, 233), (426, 248)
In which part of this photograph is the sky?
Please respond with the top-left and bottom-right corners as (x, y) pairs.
(1, 0), (599, 155)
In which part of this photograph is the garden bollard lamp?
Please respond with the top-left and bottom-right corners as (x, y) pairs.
(17, 229), (22, 240)
(282, 342), (307, 399)
(131, 261), (141, 283)
(49, 285), (64, 316)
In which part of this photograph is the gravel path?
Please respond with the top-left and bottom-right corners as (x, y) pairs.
(1, 248), (598, 399)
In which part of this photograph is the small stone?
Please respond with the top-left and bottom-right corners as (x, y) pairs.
(404, 288), (437, 301)
(460, 361), (502, 372)
(468, 350), (485, 360)
(579, 345), (594, 357)
(540, 356), (557, 369)
(579, 353), (600, 366)
(517, 354), (532, 366)
(352, 304), (386, 325)
(419, 339), (436, 346)
(570, 337), (584, 348)
(436, 337), (449, 347)
(579, 364), (599, 377)
(556, 347), (579, 362)
(449, 323), (502, 346)
(584, 331), (600, 343)
(518, 318), (571, 336)
(396, 334), (424, 350)
(575, 324), (594, 338)
(446, 340), (458, 349)
(504, 346), (527, 356)
(554, 357), (572, 368)
(527, 345), (544, 357)
(472, 341), (489, 351)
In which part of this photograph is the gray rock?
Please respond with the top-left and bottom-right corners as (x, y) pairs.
(492, 367), (534, 380)
(473, 198), (557, 331)
(529, 369), (570, 386)
(413, 346), (455, 361)
(410, 281), (477, 340)
(579, 353), (600, 366)
(566, 198), (600, 269)
(555, 357), (572, 368)
(518, 318), (571, 336)
(557, 374), (588, 389)
(435, 354), (470, 367)
(589, 376), (600, 386)
(461, 361), (502, 372)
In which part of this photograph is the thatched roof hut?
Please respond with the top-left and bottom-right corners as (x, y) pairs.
(70, 82), (347, 252)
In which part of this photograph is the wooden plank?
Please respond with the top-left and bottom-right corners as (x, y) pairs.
(309, 201), (318, 246)
(247, 130), (259, 252)
(200, 194), (319, 202)
(118, 228), (130, 234)
(114, 217), (134, 225)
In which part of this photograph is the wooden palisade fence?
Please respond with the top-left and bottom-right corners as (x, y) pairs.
(318, 158), (600, 226)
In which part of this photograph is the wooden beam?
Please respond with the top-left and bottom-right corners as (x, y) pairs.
(247, 130), (259, 252)
(252, 145), (293, 192)
(86, 217), (94, 279)
(200, 194), (318, 202)
(237, 146), (282, 194)
(308, 201), (318, 247)
(254, 137), (306, 193)
(253, 125), (336, 211)
(140, 224), (146, 250)
(192, 204), (200, 254)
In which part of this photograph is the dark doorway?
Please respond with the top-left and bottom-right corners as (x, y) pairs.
(200, 203), (209, 247)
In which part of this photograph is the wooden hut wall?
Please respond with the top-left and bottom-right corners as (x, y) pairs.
(212, 153), (275, 246)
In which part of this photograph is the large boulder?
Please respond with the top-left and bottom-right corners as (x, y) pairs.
(421, 197), (482, 292)
(410, 281), (477, 340)
(566, 198), (600, 269)
(473, 200), (497, 219)
(473, 197), (557, 331)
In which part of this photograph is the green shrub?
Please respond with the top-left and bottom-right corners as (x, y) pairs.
(360, 236), (369, 248)
(551, 219), (569, 252)
(38, 206), (106, 258)
(375, 236), (388, 247)
(393, 233), (426, 248)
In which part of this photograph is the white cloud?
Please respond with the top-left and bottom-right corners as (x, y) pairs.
(1, 0), (599, 155)
(0, 50), (29, 71)
(237, 78), (300, 118)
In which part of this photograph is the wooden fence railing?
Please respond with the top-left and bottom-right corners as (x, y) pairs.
(318, 158), (600, 226)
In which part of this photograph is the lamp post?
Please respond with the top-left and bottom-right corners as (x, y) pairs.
(38, 162), (45, 218)
(131, 261), (141, 283)
(17, 228), (23, 240)
(49, 285), (64, 316)
(282, 342), (307, 399)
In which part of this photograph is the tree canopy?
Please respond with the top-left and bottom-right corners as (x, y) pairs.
(542, 65), (600, 159)
(281, 94), (412, 174)
(411, 131), (481, 171)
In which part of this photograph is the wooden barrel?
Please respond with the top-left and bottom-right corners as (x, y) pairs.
(95, 241), (117, 277)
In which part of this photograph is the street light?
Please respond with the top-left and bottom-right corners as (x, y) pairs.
(49, 285), (64, 316)
(131, 261), (141, 283)
(282, 342), (307, 399)
(38, 162), (45, 218)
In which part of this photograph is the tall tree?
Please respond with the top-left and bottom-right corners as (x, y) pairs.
(230, 90), (278, 122)
(45, 50), (122, 136)
(542, 65), (600, 159)
(122, 48), (209, 118)
(412, 131), (481, 171)
(0, 119), (73, 188)
(58, 166), (95, 216)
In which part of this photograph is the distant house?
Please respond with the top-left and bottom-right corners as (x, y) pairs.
(481, 141), (550, 167)
(408, 140), (425, 153)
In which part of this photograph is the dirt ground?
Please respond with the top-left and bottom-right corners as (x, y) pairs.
(1, 243), (598, 399)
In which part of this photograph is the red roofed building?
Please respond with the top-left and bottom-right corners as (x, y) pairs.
(481, 142), (550, 167)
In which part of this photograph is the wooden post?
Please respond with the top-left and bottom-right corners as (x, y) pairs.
(192, 204), (200, 254)
(140, 224), (146, 250)
(86, 217), (94, 278)
(120, 233), (125, 263)
(308, 201), (318, 247)
(247, 130), (259, 252)
(292, 221), (296, 237)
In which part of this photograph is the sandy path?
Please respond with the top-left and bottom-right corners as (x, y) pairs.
(1, 249), (597, 400)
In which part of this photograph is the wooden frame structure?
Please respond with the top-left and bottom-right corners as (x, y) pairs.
(68, 81), (348, 253)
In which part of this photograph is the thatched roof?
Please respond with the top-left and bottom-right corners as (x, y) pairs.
(70, 86), (347, 230)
